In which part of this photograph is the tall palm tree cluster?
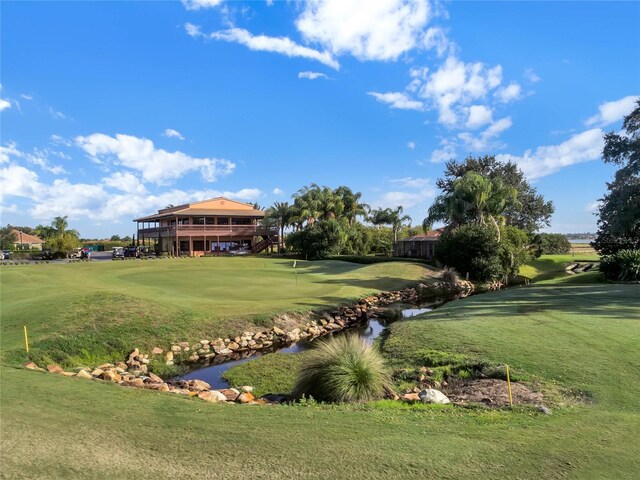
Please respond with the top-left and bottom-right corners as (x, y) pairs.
(266, 184), (419, 253)
(424, 171), (519, 242)
(265, 184), (370, 252)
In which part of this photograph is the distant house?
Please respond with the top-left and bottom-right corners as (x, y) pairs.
(133, 197), (278, 256)
(393, 229), (443, 260)
(12, 230), (45, 250)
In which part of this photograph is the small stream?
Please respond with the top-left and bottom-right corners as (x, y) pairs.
(178, 305), (434, 389)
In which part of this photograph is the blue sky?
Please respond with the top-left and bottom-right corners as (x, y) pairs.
(1, 0), (638, 238)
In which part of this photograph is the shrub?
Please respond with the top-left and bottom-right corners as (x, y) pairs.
(435, 224), (502, 281)
(293, 335), (391, 403)
(532, 233), (571, 256)
(436, 224), (531, 282)
(600, 249), (640, 281)
(286, 220), (343, 260)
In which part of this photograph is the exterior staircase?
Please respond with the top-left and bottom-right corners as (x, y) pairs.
(252, 235), (278, 253)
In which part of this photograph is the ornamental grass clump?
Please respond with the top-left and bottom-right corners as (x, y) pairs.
(293, 335), (391, 403)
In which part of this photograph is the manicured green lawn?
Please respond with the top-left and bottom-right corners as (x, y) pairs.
(519, 253), (601, 284)
(0, 257), (433, 367)
(1, 282), (639, 479)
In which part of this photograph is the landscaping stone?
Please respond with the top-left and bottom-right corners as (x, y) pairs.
(401, 393), (421, 403)
(219, 388), (240, 402)
(46, 364), (63, 374)
(152, 347), (164, 355)
(147, 372), (163, 383)
(101, 370), (122, 383)
(76, 369), (93, 380)
(188, 379), (211, 392)
(237, 392), (255, 404)
(90, 368), (104, 377)
(23, 362), (40, 370)
(419, 388), (451, 404)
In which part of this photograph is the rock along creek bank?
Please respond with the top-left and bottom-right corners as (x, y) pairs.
(25, 280), (475, 406)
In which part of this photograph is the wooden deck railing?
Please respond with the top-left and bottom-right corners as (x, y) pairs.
(137, 225), (277, 237)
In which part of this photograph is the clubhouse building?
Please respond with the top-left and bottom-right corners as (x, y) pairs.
(134, 197), (277, 256)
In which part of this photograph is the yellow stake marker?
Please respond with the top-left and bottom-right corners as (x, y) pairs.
(506, 365), (513, 406)
(24, 325), (29, 353)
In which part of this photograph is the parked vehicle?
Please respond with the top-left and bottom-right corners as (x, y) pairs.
(1, 251), (11, 260)
(112, 247), (125, 259)
(80, 247), (91, 259)
(123, 246), (137, 258)
(70, 247), (83, 259)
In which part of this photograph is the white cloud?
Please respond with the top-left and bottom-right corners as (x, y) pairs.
(298, 71), (329, 80)
(418, 56), (503, 125)
(20, 94), (33, 100)
(422, 26), (452, 57)
(466, 105), (493, 129)
(585, 200), (601, 213)
(1, 141), (67, 174)
(496, 128), (603, 180)
(390, 177), (431, 189)
(75, 133), (235, 185)
(407, 141), (416, 150)
(50, 134), (74, 147)
(296, 0), (431, 62)
(272, 187), (284, 195)
(0, 160), (261, 223)
(186, 23), (340, 70)
(48, 107), (66, 119)
(0, 99), (11, 111)
(103, 171), (147, 195)
(430, 139), (456, 163)
(585, 95), (639, 127)
(182, 0), (223, 11)
(372, 176), (436, 211)
(163, 128), (185, 140)
(458, 116), (512, 151)
(368, 91), (423, 111)
(494, 82), (522, 103)
(0, 164), (41, 201)
(523, 68), (541, 83)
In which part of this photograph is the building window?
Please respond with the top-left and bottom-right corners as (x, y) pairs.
(232, 218), (251, 225)
(217, 217), (229, 225)
(205, 217), (215, 225)
(193, 240), (205, 250)
(193, 217), (205, 225)
(178, 218), (190, 225)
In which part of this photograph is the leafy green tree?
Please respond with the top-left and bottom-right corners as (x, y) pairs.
(531, 233), (571, 256)
(425, 171), (519, 242)
(593, 100), (640, 255)
(432, 155), (554, 233)
(44, 216), (81, 257)
(435, 224), (530, 282)
(34, 224), (56, 240)
(286, 220), (343, 259)
(0, 227), (17, 250)
(110, 234), (122, 242)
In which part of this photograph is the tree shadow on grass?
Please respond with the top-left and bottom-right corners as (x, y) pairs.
(429, 284), (640, 322)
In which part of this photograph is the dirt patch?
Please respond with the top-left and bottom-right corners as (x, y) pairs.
(445, 378), (543, 407)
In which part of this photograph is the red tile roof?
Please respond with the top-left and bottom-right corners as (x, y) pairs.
(11, 230), (44, 245)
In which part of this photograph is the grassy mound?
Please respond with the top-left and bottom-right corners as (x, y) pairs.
(293, 335), (391, 403)
(0, 257), (433, 368)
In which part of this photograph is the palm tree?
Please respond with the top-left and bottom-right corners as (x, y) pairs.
(267, 201), (293, 252)
(423, 171), (519, 242)
(335, 186), (369, 225)
(388, 206), (412, 243)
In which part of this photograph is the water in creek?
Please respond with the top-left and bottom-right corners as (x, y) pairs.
(177, 305), (434, 390)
